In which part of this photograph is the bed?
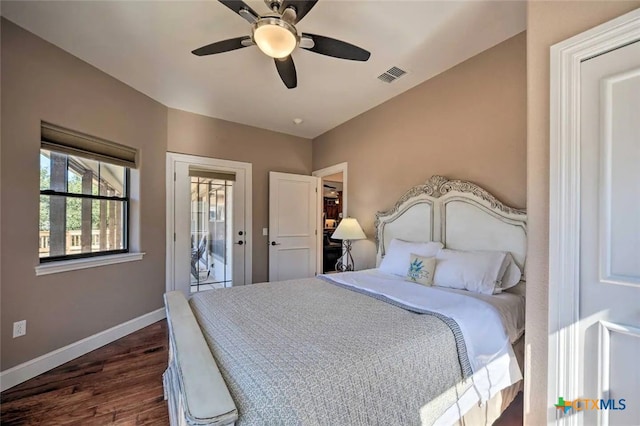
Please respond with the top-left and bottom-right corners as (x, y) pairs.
(163, 175), (527, 426)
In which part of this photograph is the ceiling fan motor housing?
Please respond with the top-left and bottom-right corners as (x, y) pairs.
(267, 0), (282, 12)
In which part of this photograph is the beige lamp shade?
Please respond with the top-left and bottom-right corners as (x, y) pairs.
(331, 218), (366, 240)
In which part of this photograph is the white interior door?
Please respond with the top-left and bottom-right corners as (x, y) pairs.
(579, 40), (640, 425)
(170, 156), (249, 295)
(269, 172), (319, 281)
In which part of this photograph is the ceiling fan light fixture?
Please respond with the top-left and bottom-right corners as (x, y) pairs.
(252, 18), (298, 59)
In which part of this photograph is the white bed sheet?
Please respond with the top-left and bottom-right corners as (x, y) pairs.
(432, 284), (525, 344)
(321, 269), (522, 372)
(320, 269), (523, 423)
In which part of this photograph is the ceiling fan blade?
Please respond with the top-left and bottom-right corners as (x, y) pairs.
(274, 56), (297, 89)
(192, 36), (252, 56)
(218, 0), (259, 23)
(279, 0), (318, 24)
(300, 33), (370, 61)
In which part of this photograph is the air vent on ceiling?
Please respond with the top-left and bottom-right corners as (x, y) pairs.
(377, 66), (407, 83)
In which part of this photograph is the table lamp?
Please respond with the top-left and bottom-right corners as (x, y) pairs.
(331, 217), (366, 272)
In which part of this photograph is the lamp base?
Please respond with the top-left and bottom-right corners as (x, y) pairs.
(335, 240), (355, 272)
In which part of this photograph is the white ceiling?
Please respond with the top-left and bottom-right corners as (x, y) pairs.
(1, 1), (526, 138)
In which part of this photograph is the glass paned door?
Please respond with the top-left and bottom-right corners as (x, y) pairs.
(171, 157), (247, 296)
(190, 177), (233, 292)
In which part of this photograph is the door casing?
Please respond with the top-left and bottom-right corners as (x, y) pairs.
(548, 9), (640, 426)
(166, 152), (252, 293)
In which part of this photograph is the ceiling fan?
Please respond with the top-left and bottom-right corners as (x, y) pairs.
(192, 0), (371, 89)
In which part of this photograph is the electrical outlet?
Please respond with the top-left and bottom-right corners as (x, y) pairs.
(13, 320), (26, 338)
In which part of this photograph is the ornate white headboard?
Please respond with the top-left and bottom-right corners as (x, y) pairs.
(375, 176), (527, 277)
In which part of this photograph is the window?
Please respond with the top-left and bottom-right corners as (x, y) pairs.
(39, 122), (137, 263)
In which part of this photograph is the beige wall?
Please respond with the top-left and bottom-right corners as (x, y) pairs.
(167, 109), (312, 284)
(0, 20), (312, 370)
(525, 2), (640, 424)
(1, 20), (168, 370)
(313, 32), (526, 268)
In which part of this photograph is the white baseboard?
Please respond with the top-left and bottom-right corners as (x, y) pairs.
(0, 308), (166, 392)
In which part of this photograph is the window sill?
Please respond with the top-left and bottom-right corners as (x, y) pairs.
(35, 252), (145, 276)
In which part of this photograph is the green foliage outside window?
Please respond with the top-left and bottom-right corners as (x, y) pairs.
(39, 157), (103, 231)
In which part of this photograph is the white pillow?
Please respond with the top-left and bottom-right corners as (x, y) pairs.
(500, 253), (522, 290)
(433, 249), (507, 295)
(379, 239), (444, 276)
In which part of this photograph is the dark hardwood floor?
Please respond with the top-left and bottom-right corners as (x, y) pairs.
(1, 320), (169, 425)
(494, 392), (524, 426)
(1, 319), (522, 425)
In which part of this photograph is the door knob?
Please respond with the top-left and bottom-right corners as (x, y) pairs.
(236, 240), (244, 245)
(271, 241), (281, 246)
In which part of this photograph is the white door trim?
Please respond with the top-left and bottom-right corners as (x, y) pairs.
(166, 152), (252, 292)
(548, 9), (640, 426)
(312, 162), (348, 274)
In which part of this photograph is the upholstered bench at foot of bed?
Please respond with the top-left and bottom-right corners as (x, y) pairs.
(164, 291), (237, 426)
